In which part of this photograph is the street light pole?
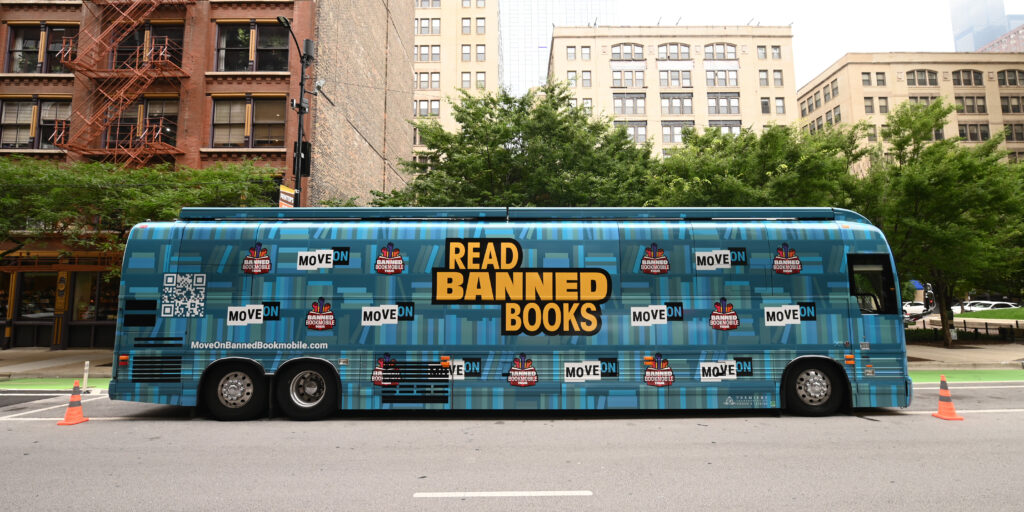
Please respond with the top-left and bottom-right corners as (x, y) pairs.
(277, 16), (314, 207)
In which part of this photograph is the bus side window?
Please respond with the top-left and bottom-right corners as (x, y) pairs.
(848, 255), (898, 315)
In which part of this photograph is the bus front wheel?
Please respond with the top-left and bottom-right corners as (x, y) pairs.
(785, 360), (843, 416)
(203, 364), (268, 421)
(275, 362), (338, 421)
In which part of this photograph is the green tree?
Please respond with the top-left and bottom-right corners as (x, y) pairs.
(372, 82), (657, 207)
(858, 99), (1024, 347)
(651, 124), (867, 208)
(0, 157), (278, 263)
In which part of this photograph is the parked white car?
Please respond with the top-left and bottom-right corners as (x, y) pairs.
(902, 302), (927, 316)
(968, 301), (1019, 311)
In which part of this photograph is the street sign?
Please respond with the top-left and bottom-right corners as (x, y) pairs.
(279, 185), (295, 208)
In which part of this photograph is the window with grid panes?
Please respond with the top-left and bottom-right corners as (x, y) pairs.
(1004, 123), (1024, 141)
(864, 97), (874, 114)
(611, 43), (643, 61)
(703, 43), (736, 59)
(1001, 96), (1023, 113)
(581, 71), (591, 87)
(658, 43), (689, 60)
(955, 96), (986, 114)
(907, 69), (938, 86)
(661, 93), (692, 115)
(581, 46), (590, 60)
(761, 97), (770, 114)
(952, 70), (983, 86)
(998, 70), (1024, 86)
(707, 92), (739, 115)
(776, 98), (786, 114)
(567, 46), (575, 60)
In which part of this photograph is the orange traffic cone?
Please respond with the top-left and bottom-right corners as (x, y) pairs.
(932, 374), (964, 421)
(57, 380), (89, 426)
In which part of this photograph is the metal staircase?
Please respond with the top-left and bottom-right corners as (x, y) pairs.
(55, 0), (193, 166)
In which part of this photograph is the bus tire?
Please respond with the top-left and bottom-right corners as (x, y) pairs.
(275, 362), (338, 421)
(204, 363), (267, 421)
(785, 360), (843, 416)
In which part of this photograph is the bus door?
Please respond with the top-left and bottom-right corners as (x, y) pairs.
(845, 253), (901, 382)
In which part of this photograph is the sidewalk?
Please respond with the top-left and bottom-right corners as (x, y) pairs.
(0, 348), (113, 380)
(2, 343), (1023, 380)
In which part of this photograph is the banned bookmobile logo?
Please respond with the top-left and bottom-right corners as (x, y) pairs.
(242, 242), (272, 274)
(432, 238), (612, 335)
(639, 243), (669, 275)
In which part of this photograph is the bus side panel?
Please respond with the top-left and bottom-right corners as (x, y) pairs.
(110, 222), (188, 405)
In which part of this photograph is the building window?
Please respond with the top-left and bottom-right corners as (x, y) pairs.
(759, 70), (768, 87)
(581, 46), (591, 61)
(614, 121), (647, 143)
(1, 99), (71, 149)
(5, 24), (79, 73)
(657, 43), (689, 60)
(566, 46), (576, 60)
(952, 69), (983, 86)
(878, 97), (888, 114)
(1005, 123), (1024, 141)
(661, 93), (693, 115)
(216, 24), (287, 72)
(955, 96), (986, 114)
(998, 70), (1024, 86)
(703, 43), (736, 60)
(477, 0), (485, 6)
(773, 70), (783, 86)
(476, 44), (485, 61)
(833, 106), (841, 123)
(866, 125), (878, 142)
(814, 91), (821, 109)
(659, 70), (690, 87)
(461, 45), (470, 61)
(416, 45), (441, 61)
(569, 98), (577, 108)
(706, 70), (737, 87)
(582, 98), (592, 113)
(611, 43), (644, 61)
(462, 18), (470, 34)
(612, 70), (643, 88)
(875, 72), (886, 87)
(415, 18), (441, 34)
(862, 72), (871, 86)
(757, 46), (766, 59)
(145, 99), (179, 146)
(462, 0), (470, 6)
(823, 85), (831, 103)
(831, 79), (839, 98)
(707, 92), (739, 115)
(567, 71), (577, 87)
(958, 123), (990, 141)
(761, 97), (770, 114)
(907, 69), (938, 86)
(662, 121), (693, 143)
(909, 96), (936, 105)
(864, 97), (874, 114)
(476, 72), (485, 88)
(1001, 95), (1023, 113)
(461, 71), (471, 89)
(825, 110), (833, 126)
(581, 70), (591, 87)
(414, 99), (441, 117)
(771, 45), (781, 59)
(709, 120), (741, 135)
(612, 93), (645, 115)
(212, 97), (285, 148)
(800, 100), (807, 117)
(476, 18), (485, 34)
(776, 98), (785, 114)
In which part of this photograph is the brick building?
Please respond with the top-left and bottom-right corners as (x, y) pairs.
(0, 0), (412, 349)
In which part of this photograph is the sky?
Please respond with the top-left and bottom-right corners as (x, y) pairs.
(572, 0), (1024, 89)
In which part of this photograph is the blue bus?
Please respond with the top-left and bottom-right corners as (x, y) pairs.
(110, 207), (911, 420)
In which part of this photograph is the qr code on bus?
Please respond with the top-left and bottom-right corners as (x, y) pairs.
(160, 273), (207, 318)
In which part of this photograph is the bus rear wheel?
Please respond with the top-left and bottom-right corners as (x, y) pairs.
(204, 364), (267, 421)
(275, 362), (338, 421)
(785, 361), (843, 416)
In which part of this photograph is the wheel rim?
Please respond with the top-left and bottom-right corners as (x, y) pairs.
(288, 370), (327, 408)
(795, 368), (831, 407)
(217, 371), (254, 409)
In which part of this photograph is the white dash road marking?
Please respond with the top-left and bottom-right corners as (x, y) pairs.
(414, 491), (593, 498)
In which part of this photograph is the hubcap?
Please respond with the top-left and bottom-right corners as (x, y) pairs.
(217, 371), (254, 409)
(795, 369), (831, 407)
(289, 370), (327, 408)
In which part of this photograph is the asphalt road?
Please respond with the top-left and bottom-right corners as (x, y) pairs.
(2, 382), (1022, 511)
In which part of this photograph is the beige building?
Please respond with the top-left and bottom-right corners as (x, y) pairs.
(798, 52), (1024, 163)
(547, 26), (798, 156)
(413, 0), (501, 154)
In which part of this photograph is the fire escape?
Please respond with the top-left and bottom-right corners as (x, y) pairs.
(54, 0), (194, 166)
